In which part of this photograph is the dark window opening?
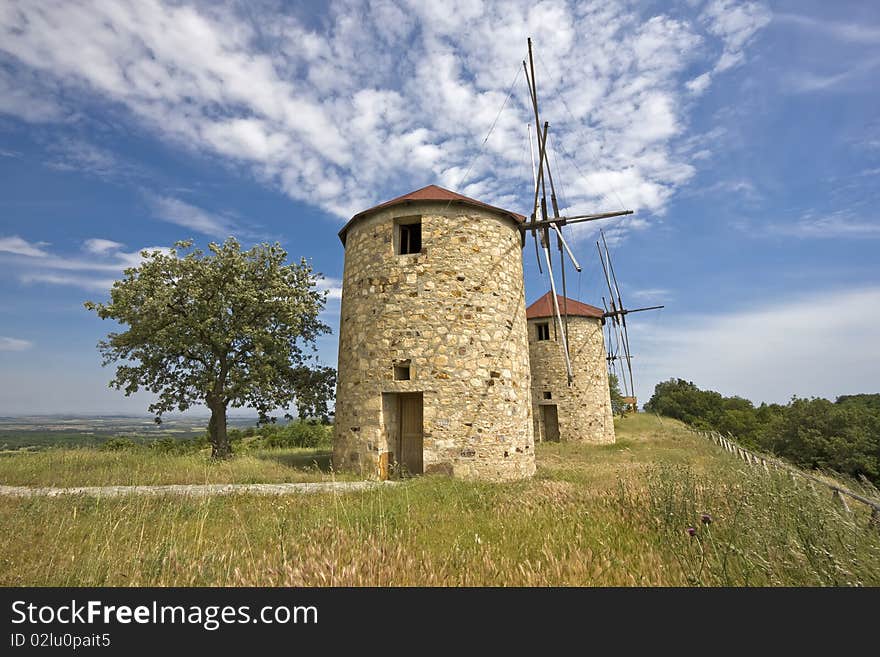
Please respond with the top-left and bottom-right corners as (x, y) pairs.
(397, 220), (422, 255)
(543, 391), (552, 400)
(536, 322), (550, 341)
(393, 361), (411, 380)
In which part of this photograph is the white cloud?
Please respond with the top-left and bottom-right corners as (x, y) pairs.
(150, 195), (236, 237)
(18, 272), (116, 292)
(0, 66), (66, 122)
(630, 288), (671, 302)
(784, 57), (880, 94)
(0, 236), (49, 257)
(774, 13), (880, 45)
(316, 276), (343, 300)
(775, 212), (880, 239)
(45, 139), (138, 180)
(633, 287), (880, 404)
(0, 0), (770, 238)
(1, 238), (173, 295)
(701, 0), (771, 73)
(84, 238), (125, 255)
(682, 177), (763, 202)
(686, 72), (712, 95)
(0, 336), (32, 352)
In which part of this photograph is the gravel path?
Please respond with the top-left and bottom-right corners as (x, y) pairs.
(0, 480), (395, 498)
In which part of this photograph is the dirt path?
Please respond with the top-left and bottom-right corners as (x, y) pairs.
(0, 480), (394, 498)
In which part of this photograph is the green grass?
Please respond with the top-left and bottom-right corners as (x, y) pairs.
(0, 447), (342, 486)
(0, 414), (877, 586)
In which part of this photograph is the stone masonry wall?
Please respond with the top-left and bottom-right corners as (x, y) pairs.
(528, 315), (615, 444)
(332, 202), (536, 481)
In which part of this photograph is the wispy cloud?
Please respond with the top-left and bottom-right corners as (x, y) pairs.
(0, 65), (66, 123)
(0, 336), (32, 352)
(701, 0), (772, 73)
(19, 272), (116, 292)
(683, 177), (763, 202)
(685, 72), (712, 95)
(784, 57), (880, 94)
(0, 0), (772, 239)
(83, 238), (125, 255)
(770, 12), (880, 94)
(149, 195), (237, 238)
(0, 237), (165, 272)
(0, 236), (49, 257)
(44, 139), (148, 181)
(633, 287), (880, 404)
(771, 211), (880, 239)
(774, 13), (880, 45)
(630, 288), (672, 303)
(2, 238), (172, 292)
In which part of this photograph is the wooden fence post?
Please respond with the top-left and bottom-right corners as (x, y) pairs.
(831, 489), (851, 513)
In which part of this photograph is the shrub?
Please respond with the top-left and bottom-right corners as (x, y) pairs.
(100, 437), (139, 452)
(249, 421), (331, 449)
(148, 437), (205, 455)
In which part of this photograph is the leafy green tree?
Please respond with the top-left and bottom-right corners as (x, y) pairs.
(287, 365), (337, 423)
(608, 373), (626, 417)
(644, 378), (724, 428)
(85, 238), (332, 458)
(646, 378), (880, 484)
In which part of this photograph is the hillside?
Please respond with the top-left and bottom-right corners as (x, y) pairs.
(0, 414), (877, 586)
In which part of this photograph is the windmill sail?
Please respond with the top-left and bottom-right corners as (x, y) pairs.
(597, 229), (664, 405)
(518, 38), (662, 392)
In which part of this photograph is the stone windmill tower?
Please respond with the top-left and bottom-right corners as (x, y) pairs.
(332, 184), (536, 481)
(526, 292), (615, 444)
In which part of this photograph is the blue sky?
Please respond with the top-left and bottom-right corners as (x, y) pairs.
(0, 0), (878, 415)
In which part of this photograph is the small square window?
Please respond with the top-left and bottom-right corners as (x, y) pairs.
(393, 361), (411, 380)
(396, 217), (422, 255)
(543, 391), (552, 400)
(536, 322), (550, 341)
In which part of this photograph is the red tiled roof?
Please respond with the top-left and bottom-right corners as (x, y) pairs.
(526, 291), (604, 320)
(338, 184), (525, 244)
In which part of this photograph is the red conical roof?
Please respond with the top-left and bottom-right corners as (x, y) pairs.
(339, 184), (525, 244)
(526, 291), (604, 320)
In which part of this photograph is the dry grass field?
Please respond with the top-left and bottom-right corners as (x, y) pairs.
(1, 414), (877, 586)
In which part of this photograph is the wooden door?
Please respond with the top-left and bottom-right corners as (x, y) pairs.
(542, 404), (560, 442)
(398, 393), (424, 475)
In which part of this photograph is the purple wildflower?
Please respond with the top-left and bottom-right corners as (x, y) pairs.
(701, 513), (712, 525)
(686, 527), (697, 537)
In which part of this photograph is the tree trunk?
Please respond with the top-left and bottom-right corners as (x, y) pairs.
(207, 399), (232, 459)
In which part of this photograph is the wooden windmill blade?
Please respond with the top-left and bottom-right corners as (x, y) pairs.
(530, 124), (574, 382)
(523, 47), (547, 277)
(526, 123), (543, 275)
(601, 230), (635, 398)
(597, 239), (632, 397)
(601, 296), (617, 367)
(601, 295), (624, 385)
(597, 230), (666, 410)
(523, 39), (576, 384)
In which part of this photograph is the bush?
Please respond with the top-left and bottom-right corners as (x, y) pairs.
(255, 421), (330, 449)
(148, 437), (205, 455)
(100, 437), (139, 452)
